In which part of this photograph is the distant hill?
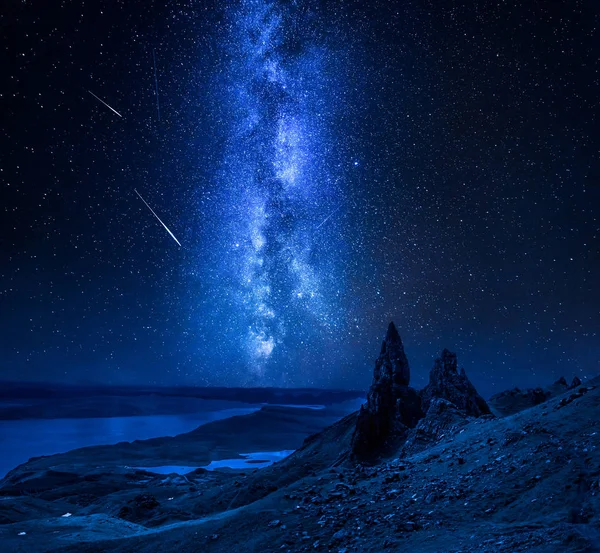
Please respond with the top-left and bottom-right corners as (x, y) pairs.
(0, 381), (365, 420)
(488, 376), (582, 416)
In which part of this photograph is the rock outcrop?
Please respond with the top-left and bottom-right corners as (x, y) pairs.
(401, 397), (469, 456)
(351, 324), (490, 459)
(376, 320), (410, 387)
(420, 349), (491, 417)
(487, 386), (549, 416)
(351, 322), (422, 458)
(488, 375), (585, 416)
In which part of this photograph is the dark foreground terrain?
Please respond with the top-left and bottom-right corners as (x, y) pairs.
(1, 339), (598, 553)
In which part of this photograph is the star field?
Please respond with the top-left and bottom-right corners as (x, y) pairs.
(1, 0), (598, 394)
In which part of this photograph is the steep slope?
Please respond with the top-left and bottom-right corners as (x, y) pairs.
(1, 325), (598, 553)
(2, 375), (596, 553)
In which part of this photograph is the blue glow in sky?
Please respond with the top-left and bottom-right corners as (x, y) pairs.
(2, 0), (598, 393)
(197, 0), (349, 382)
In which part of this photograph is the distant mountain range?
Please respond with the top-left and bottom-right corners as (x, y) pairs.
(0, 380), (364, 405)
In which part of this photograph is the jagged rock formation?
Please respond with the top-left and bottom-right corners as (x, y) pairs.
(528, 387), (550, 405)
(351, 322), (422, 458)
(549, 375), (583, 394)
(489, 375), (585, 416)
(1, 345), (599, 553)
(556, 376), (568, 387)
(351, 324), (490, 459)
(488, 386), (550, 416)
(376, 320), (410, 387)
(420, 349), (492, 417)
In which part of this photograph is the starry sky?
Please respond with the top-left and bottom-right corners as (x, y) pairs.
(1, 0), (598, 395)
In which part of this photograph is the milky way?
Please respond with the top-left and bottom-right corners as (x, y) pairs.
(2, 0), (599, 392)
(203, 0), (349, 381)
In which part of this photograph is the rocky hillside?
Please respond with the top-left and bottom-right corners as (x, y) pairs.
(0, 323), (598, 553)
(488, 376), (583, 416)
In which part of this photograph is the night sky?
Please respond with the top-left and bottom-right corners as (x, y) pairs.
(1, 0), (598, 394)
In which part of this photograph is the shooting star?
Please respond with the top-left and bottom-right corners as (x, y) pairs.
(152, 49), (161, 121)
(134, 189), (182, 247)
(315, 202), (345, 230)
(87, 90), (123, 118)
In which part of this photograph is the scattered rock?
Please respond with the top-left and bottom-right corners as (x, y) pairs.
(331, 529), (350, 542)
(396, 521), (420, 532)
(555, 386), (592, 409)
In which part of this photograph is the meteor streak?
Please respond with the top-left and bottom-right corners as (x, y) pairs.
(87, 90), (123, 118)
(315, 203), (345, 230)
(134, 189), (182, 247)
(152, 49), (161, 122)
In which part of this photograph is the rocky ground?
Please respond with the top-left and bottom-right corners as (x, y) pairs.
(1, 327), (598, 553)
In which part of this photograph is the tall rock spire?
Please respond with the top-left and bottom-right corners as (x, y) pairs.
(374, 322), (410, 386)
(351, 322), (421, 458)
(352, 325), (492, 460)
(387, 321), (410, 386)
(385, 320), (401, 343)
